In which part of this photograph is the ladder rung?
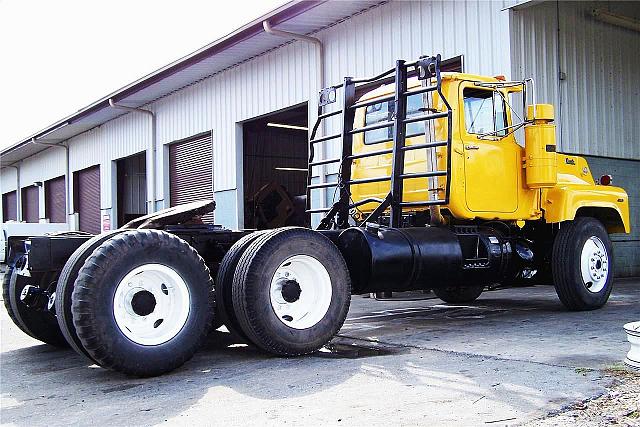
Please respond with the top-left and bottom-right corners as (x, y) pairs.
(399, 200), (446, 207)
(308, 181), (339, 190)
(350, 93), (394, 111)
(309, 157), (341, 167)
(349, 148), (393, 160)
(346, 175), (391, 185)
(318, 109), (342, 120)
(403, 111), (448, 125)
(401, 141), (448, 151)
(310, 132), (341, 144)
(403, 85), (437, 97)
(306, 207), (332, 213)
(399, 171), (447, 179)
(349, 120), (393, 135)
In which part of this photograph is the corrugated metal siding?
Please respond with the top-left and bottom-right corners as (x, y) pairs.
(19, 147), (66, 185)
(21, 186), (39, 223)
(510, 1), (640, 159)
(4, 1), (513, 227)
(69, 112), (151, 208)
(45, 175), (66, 223)
(2, 191), (17, 221)
(153, 39), (318, 195)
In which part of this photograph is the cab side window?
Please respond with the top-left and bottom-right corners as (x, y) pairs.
(363, 94), (426, 145)
(463, 88), (507, 137)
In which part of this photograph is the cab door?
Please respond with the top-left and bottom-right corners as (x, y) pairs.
(461, 85), (519, 213)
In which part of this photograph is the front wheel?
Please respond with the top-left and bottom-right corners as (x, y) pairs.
(552, 217), (614, 311)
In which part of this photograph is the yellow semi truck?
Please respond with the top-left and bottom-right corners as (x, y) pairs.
(3, 55), (630, 377)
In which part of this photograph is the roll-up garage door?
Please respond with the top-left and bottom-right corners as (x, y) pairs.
(74, 166), (101, 234)
(45, 175), (66, 223)
(169, 132), (213, 222)
(2, 191), (17, 221)
(21, 186), (39, 223)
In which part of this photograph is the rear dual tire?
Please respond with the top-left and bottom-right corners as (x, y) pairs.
(2, 264), (68, 347)
(56, 230), (124, 361)
(231, 228), (351, 356)
(71, 230), (215, 377)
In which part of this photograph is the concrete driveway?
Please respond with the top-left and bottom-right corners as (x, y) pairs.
(1, 279), (638, 426)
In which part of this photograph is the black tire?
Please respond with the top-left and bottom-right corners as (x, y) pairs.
(232, 227), (351, 356)
(215, 231), (267, 342)
(3, 265), (35, 339)
(56, 230), (123, 361)
(71, 230), (215, 377)
(433, 285), (484, 304)
(3, 263), (68, 347)
(552, 217), (614, 311)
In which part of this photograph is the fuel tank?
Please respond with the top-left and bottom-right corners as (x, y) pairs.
(336, 225), (517, 294)
(337, 225), (463, 293)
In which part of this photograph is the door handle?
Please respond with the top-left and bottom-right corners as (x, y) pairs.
(465, 144), (480, 150)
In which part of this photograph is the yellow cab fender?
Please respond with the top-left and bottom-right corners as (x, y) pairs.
(541, 185), (630, 234)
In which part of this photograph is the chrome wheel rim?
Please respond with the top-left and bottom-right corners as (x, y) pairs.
(113, 264), (190, 345)
(580, 236), (609, 293)
(269, 255), (332, 330)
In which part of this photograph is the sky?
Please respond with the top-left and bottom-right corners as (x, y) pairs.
(0, 0), (288, 149)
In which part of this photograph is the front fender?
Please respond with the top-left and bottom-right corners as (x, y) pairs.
(541, 184), (630, 233)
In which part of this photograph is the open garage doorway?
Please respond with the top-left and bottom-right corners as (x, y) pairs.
(116, 152), (147, 226)
(243, 103), (309, 230)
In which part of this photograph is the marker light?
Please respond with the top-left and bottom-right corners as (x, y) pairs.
(599, 175), (613, 186)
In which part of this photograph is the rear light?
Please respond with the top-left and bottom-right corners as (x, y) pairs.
(599, 174), (613, 186)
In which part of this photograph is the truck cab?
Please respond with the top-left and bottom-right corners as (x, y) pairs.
(349, 72), (630, 233)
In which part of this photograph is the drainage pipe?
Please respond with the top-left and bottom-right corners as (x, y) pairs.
(263, 20), (328, 210)
(32, 139), (71, 220)
(109, 99), (157, 213)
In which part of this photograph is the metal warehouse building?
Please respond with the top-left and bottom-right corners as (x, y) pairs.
(1, 0), (638, 275)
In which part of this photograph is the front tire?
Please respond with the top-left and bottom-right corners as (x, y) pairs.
(552, 217), (614, 311)
(71, 230), (215, 377)
(232, 227), (351, 356)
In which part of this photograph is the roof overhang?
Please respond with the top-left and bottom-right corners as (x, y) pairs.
(1, 0), (384, 167)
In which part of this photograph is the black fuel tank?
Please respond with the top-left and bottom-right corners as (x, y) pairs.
(337, 225), (463, 294)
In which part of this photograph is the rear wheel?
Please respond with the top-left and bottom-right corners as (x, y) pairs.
(232, 227), (351, 356)
(3, 262), (68, 347)
(215, 231), (267, 341)
(433, 285), (484, 304)
(71, 230), (215, 377)
(55, 230), (123, 361)
(552, 217), (614, 311)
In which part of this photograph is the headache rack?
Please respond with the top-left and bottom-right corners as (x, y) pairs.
(306, 55), (453, 230)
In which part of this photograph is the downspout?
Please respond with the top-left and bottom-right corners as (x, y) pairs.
(108, 99), (157, 213)
(32, 138), (71, 221)
(6, 163), (21, 221)
(262, 20), (328, 209)
(263, 20), (324, 88)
